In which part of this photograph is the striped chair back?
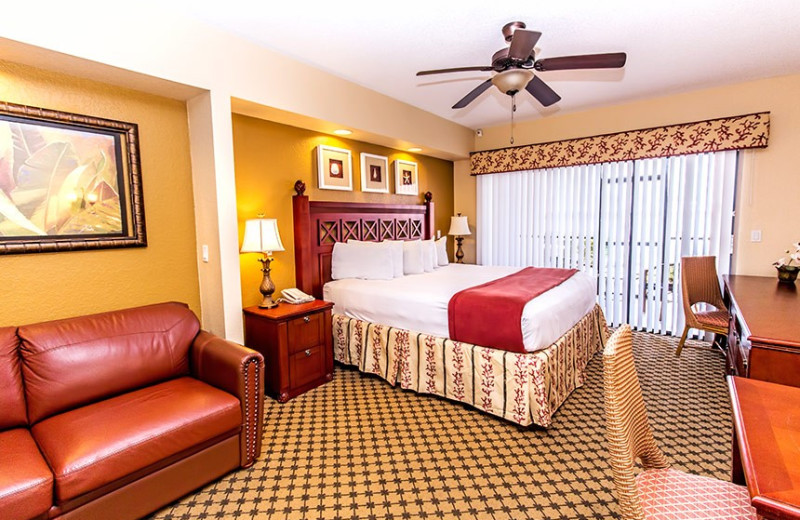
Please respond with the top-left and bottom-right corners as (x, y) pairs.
(603, 325), (670, 520)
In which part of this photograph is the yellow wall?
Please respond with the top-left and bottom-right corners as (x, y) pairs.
(0, 60), (200, 326)
(473, 73), (800, 276)
(233, 115), (455, 308)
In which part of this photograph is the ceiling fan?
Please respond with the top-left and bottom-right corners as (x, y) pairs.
(417, 21), (627, 109)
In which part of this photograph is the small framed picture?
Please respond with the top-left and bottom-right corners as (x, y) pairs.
(360, 153), (389, 193)
(317, 145), (352, 191)
(394, 160), (418, 195)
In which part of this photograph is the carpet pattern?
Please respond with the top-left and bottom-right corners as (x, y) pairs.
(149, 333), (731, 520)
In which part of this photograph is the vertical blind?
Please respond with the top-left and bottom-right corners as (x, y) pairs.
(477, 150), (738, 335)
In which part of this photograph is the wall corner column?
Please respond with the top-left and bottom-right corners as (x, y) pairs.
(187, 90), (244, 342)
(453, 159), (476, 264)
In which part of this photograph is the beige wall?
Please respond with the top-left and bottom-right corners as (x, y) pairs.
(0, 60), (200, 326)
(0, 12), (473, 160)
(473, 73), (800, 276)
(233, 115), (455, 308)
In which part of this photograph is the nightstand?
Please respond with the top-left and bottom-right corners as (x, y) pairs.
(243, 300), (334, 402)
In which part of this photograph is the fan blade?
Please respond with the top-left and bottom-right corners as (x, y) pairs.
(417, 66), (494, 76)
(535, 52), (627, 71)
(508, 29), (542, 60)
(525, 76), (561, 107)
(452, 79), (494, 109)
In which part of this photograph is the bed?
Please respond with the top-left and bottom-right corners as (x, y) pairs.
(291, 185), (607, 427)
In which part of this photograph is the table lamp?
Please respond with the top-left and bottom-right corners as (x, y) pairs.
(241, 218), (285, 308)
(448, 214), (471, 264)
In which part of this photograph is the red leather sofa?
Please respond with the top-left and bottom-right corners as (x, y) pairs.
(0, 302), (264, 520)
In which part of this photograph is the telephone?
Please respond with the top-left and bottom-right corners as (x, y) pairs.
(281, 288), (315, 304)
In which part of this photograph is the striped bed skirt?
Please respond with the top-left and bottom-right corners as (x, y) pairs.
(331, 304), (608, 427)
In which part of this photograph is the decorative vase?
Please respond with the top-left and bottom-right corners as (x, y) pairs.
(776, 265), (799, 284)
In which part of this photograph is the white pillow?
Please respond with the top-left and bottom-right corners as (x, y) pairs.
(386, 240), (404, 277)
(435, 236), (449, 266)
(400, 240), (424, 275)
(331, 242), (394, 280)
(422, 239), (436, 272)
(348, 239), (403, 278)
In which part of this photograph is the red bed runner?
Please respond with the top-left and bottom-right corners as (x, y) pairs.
(448, 267), (578, 353)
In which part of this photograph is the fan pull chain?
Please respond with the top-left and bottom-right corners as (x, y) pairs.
(510, 94), (517, 145)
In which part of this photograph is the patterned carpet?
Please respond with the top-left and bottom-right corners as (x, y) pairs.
(149, 333), (731, 520)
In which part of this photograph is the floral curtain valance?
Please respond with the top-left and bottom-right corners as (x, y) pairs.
(470, 112), (770, 175)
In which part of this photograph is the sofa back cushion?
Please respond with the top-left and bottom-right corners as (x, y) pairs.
(0, 326), (29, 428)
(19, 302), (200, 424)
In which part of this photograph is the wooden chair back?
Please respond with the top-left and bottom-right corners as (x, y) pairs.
(681, 256), (726, 327)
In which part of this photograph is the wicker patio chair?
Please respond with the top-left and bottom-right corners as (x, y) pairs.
(603, 325), (756, 520)
(676, 256), (729, 356)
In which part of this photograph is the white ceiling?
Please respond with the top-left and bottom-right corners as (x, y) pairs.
(166, 0), (800, 130)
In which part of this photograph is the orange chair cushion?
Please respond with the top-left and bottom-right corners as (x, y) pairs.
(636, 467), (756, 519)
(0, 428), (53, 520)
(32, 377), (241, 503)
(694, 310), (729, 332)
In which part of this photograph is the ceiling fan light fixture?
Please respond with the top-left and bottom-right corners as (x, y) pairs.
(491, 69), (534, 95)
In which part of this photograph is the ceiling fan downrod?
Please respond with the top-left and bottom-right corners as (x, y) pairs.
(510, 93), (517, 145)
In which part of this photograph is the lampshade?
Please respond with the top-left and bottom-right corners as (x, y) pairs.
(448, 215), (471, 236)
(491, 69), (534, 95)
(240, 219), (285, 254)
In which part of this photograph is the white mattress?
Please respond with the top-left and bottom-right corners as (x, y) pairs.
(323, 264), (597, 352)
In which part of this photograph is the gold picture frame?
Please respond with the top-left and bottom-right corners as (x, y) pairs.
(394, 159), (418, 196)
(317, 145), (353, 191)
(360, 153), (389, 193)
(0, 100), (146, 255)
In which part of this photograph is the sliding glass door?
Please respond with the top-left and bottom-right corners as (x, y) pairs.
(477, 150), (738, 336)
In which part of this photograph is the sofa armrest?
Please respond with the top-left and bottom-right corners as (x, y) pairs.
(191, 331), (264, 467)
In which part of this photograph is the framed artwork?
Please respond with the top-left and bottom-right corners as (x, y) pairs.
(0, 100), (146, 255)
(394, 159), (418, 196)
(359, 153), (389, 193)
(317, 145), (352, 191)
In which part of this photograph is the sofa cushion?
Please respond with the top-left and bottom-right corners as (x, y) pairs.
(32, 376), (241, 503)
(0, 327), (27, 429)
(19, 302), (200, 424)
(0, 428), (54, 520)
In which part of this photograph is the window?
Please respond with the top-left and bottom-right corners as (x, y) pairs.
(477, 150), (738, 336)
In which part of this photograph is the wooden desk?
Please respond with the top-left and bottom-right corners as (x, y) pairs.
(724, 275), (800, 387)
(728, 376), (800, 519)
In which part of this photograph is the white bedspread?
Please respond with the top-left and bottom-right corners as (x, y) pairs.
(323, 264), (597, 352)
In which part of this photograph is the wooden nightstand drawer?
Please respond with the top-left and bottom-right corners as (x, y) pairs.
(287, 312), (323, 354)
(289, 345), (325, 388)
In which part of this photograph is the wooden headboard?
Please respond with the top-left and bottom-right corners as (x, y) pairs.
(292, 180), (435, 298)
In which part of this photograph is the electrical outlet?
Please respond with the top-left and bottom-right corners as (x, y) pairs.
(202, 244), (209, 262)
(750, 230), (762, 243)
(437, 229), (441, 239)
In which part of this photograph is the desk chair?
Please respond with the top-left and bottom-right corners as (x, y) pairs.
(676, 256), (728, 356)
(603, 325), (755, 520)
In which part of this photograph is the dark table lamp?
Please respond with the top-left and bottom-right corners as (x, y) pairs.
(448, 214), (471, 264)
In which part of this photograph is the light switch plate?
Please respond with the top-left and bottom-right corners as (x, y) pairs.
(201, 244), (209, 262)
(750, 230), (762, 242)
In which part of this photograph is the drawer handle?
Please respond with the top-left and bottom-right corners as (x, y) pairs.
(303, 316), (310, 323)
(304, 349), (311, 357)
